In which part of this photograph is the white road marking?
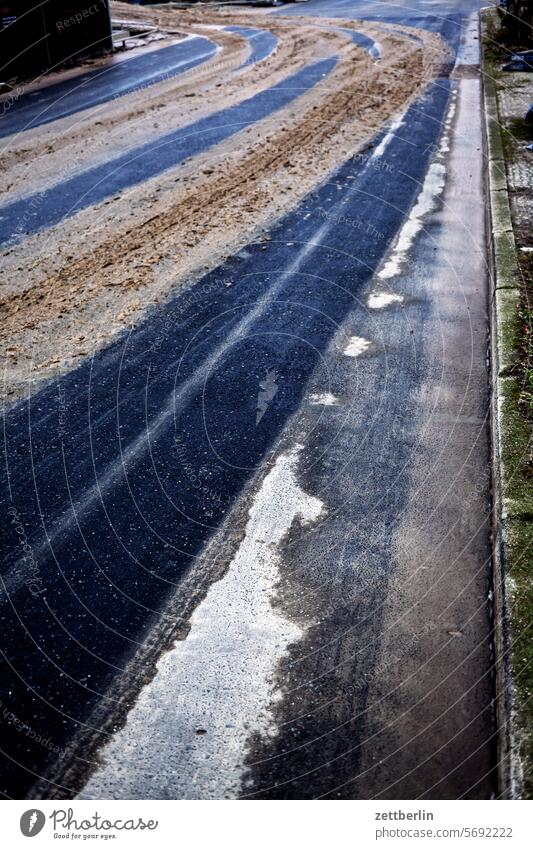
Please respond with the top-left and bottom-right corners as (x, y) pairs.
(308, 392), (339, 405)
(377, 90), (457, 281)
(343, 336), (372, 356)
(367, 292), (403, 309)
(8, 94), (409, 588)
(78, 444), (324, 799)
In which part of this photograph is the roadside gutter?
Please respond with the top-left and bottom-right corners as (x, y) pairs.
(481, 6), (533, 800)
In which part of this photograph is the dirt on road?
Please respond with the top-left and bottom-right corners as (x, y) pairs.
(0, 2), (449, 406)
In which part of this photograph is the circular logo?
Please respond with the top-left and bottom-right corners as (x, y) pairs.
(20, 809), (46, 837)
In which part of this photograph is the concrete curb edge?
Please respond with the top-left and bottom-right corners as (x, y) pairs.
(480, 6), (531, 800)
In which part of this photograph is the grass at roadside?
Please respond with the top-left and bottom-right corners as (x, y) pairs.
(516, 253), (533, 420)
(482, 6), (533, 798)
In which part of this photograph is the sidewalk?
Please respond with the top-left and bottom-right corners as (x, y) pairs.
(481, 5), (533, 800)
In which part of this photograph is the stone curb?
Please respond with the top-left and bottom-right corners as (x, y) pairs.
(481, 7), (532, 799)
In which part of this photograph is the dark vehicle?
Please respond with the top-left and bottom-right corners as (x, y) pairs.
(503, 49), (533, 70)
(0, 0), (112, 79)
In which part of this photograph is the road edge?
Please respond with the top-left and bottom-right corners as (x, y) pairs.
(480, 6), (533, 800)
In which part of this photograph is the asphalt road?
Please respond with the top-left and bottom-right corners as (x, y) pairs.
(0, 0), (496, 800)
(0, 56), (337, 246)
(224, 26), (278, 68)
(0, 36), (218, 140)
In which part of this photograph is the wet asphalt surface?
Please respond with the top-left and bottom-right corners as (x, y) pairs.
(224, 26), (278, 68)
(0, 36), (218, 140)
(0, 56), (336, 247)
(0, 0), (496, 799)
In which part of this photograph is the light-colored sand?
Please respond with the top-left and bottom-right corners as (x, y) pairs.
(0, 1), (449, 406)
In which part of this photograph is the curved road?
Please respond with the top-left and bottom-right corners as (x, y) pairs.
(0, 0), (497, 801)
(0, 36), (218, 140)
(0, 56), (337, 246)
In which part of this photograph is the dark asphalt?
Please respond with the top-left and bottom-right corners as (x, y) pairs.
(339, 28), (381, 58)
(0, 0), (495, 801)
(1, 75), (455, 797)
(0, 56), (337, 247)
(275, 0), (472, 36)
(224, 26), (278, 68)
(0, 37), (218, 141)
